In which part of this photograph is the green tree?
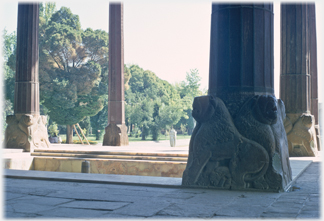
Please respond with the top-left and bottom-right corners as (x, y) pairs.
(125, 64), (185, 140)
(131, 96), (154, 140)
(38, 7), (108, 143)
(39, 2), (57, 25)
(175, 69), (203, 135)
(48, 122), (59, 137)
(90, 97), (107, 140)
(3, 29), (16, 105)
(2, 29), (16, 132)
(150, 99), (185, 140)
(78, 116), (91, 136)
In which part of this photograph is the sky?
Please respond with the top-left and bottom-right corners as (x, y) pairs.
(1, 0), (323, 103)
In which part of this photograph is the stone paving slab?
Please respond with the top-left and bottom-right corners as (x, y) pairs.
(3, 162), (320, 219)
(7, 195), (74, 206)
(34, 207), (110, 218)
(61, 200), (130, 211)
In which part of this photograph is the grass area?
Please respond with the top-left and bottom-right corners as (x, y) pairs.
(57, 134), (191, 143)
(127, 134), (191, 142)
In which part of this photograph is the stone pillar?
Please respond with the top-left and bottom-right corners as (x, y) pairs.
(103, 3), (129, 146)
(280, 3), (318, 156)
(308, 4), (321, 150)
(208, 4), (274, 116)
(5, 3), (50, 152)
(182, 3), (292, 192)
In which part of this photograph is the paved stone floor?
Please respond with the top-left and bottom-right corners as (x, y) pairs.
(3, 162), (321, 219)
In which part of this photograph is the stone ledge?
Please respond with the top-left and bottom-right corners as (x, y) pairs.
(4, 169), (182, 188)
(3, 149), (24, 154)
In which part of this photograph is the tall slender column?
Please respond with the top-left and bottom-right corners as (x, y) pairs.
(280, 3), (318, 156)
(103, 3), (129, 146)
(5, 3), (49, 152)
(308, 4), (318, 125)
(14, 4), (39, 115)
(182, 3), (292, 192)
(308, 4), (321, 150)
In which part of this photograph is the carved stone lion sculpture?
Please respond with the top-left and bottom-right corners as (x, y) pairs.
(234, 95), (292, 190)
(286, 114), (317, 157)
(5, 115), (29, 149)
(182, 95), (270, 190)
(5, 114), (50, 152)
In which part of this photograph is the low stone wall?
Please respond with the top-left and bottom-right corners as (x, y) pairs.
(33, 158), (186, 177)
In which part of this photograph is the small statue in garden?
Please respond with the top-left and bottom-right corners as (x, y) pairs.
(170, 128), (177, 147)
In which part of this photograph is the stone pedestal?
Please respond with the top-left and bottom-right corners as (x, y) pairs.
(5, 114), (50, 152)
(103, 3), (129, 146)
(5, 3), (49, 152)
(280, 3), (318, 156)
(103, 123), (128, 146)
(182, 3), (292, 192)
(284, 113), (318, 157)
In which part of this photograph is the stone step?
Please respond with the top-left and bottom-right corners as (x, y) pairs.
(31, 152), (188, 162)
(33, 149), (188, 158)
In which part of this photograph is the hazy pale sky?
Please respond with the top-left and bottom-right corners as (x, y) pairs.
(1, 0), (323, 102)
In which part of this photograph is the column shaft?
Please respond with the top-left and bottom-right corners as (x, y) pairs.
(108, 3), (125, 124)
(14, 4), (39, 115)
(280, 4), (311, 115)
(209, 4), (274, 116)
(209, 4), (274, 95)
(103, 3), (129, 146)
(308, 4), (318, 125)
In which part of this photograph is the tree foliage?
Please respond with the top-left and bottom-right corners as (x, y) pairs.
(39, 2), (57, 26)
(2, 29), (16, 132)
(175, 69), (203, 135)
(38, 6), (108, 129)
(3, 29), (16, 104)
(125, 64), (188, 140)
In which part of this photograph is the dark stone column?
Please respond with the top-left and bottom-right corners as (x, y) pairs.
(208, 4), (274, 116)
(14, 4), (39, 115)
(5, 3), (49, 152)
(182, 3), (292, 192)
(308, 4), (321, 150)
(308, 4), (318, 125)
(280, 3), (318, 156)
(103, 3), (129, 146)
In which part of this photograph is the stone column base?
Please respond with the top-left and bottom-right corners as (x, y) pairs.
(103, 123), (129, 146)
(5, 114), (50, 152)
(285, 113), (318, 157)
(182, 95), (292, 192)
